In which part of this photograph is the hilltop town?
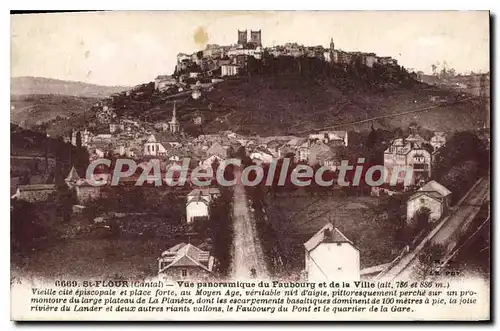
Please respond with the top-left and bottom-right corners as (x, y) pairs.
(11, 29), (490, 283)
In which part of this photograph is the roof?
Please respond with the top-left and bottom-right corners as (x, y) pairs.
(252, 146), (274, 156)
(186, 193), (210, 206)
(17, 184), (56, 192)
(188, 188), (220, 196)
(409, 191), (446, 203)
(417, 180), (451, 197)
(319, 130), (347, 140)
(206, 142), (227, 158)
(65, 166), (81, 182)
(159, 243), (211, 272)
(281, 137), (308, 148)
(406, 133), (427, 144)
(304, 223), (357, 252)
(266, 139), (287, 148)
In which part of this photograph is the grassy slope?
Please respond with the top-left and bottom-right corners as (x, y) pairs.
(203, 75), (488, 136)
(10, 94), (98, 130)
(267, 194), (398, 272)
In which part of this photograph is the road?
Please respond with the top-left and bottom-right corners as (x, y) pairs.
(229, 167), (270, 280)
(379, 177), (490, 281)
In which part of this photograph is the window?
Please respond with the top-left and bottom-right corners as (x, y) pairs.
(181, 269), (187, 277)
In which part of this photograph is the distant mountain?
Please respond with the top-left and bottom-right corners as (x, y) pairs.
(10, 94), (98, 132)
(11, 76), (130, 98)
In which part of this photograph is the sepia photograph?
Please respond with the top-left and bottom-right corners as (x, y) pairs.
(9, 10), (491, 321)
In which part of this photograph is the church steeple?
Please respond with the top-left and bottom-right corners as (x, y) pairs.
(330, 37), (335, 51)
(172, 101), (177, 122)
(169, 101), (180, 133)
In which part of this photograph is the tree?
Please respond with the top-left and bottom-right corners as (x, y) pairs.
(431, 64), (438, 76)
(366, 123), (377, 148)
(11, 199), (46, 253)
(414, 206), (431, 232)
(76, 131), (82, 148)
(432, 131), (487, 180)
(416, 243), (446, 279)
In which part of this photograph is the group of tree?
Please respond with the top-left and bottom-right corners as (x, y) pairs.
(431, 61), (457, 78)
(432, 131), (489, 204)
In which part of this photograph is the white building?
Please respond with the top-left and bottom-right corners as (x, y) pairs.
(309, 131), (348, 147)
(154, 75), (177, 92)
(304, 223), (360, 281)
(109, 122), (124, 134)
(221, 64), (240, 77)
(177, 53), (192, 63)
(430, 132), (446, 151)
(143, 135), (168, 156)
(365, 54), (378, 68)
(71, 129), (92, 147)
(186, 189), (211, 224)
(407, 180), (452, 223)
(383, 139), (432, 187)
(250, 149), (274, 165)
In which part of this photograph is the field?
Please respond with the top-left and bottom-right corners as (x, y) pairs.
(10, 208), (198, 281)
(11, 238), (177, 280)
(266, 193), (401, 274)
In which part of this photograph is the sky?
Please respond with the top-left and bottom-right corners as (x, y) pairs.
(11, 11), (490, 87)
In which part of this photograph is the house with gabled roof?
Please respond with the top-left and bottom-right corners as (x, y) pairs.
(65, 166), (81, 186)
(250, 147), (274, 164)
(205, 142), (228, 159)
(383, 138), (432, 188)
(143, 134), (168, 156)
(304, 223), (360, 281)
(186, 189), (211, 224)
(407, 180), (452, 223)
(64, 166), (103, 204)
(158, 243), (216, 280)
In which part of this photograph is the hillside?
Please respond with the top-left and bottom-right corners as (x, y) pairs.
(11, 94), (99, 131)
(200, 74), (489, 135)
(103, 71), (489, 138)
(418, 73), (490, 97)
(11, 77), (130, 98)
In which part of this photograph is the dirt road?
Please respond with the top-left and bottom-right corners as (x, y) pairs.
(229, 167), (270, 280)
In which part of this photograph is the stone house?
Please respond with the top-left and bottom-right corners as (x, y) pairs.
(406, 180), (452, 223)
